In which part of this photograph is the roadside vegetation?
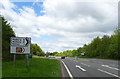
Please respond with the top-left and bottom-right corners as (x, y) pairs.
(2, 16), (45, 61)
(2, 16), (61, 77)
(2, 16), (16, 61)
(30, 43), (45, 56)
(55, 29), (120, 60)
(2, 58), (61, 77)
(0, 62), (1, 78)
(1, 15), (120, 61)
(0, 16), (1, 50)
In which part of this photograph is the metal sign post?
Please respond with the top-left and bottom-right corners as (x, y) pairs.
(25, 54), (29, 72)
(13, 54), (16, 67)
(76, 52), (78, 60)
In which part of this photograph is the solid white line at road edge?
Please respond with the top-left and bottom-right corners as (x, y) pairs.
(76, 65), (86, 71)
(98, 69), (120, 78)
(61, 60), (74, 79)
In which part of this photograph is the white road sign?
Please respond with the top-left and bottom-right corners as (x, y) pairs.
(10, 37), (31, 54)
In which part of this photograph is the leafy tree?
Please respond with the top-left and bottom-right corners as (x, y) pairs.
(107, 35), (118, 59)
(30, 44), (45, 56)
(0, 16), (2, 59)
(47, 28), (120, 60)
(118, 28), (120, 59)
(52, 51), (58, 56)
(86, 37), (101, 57)
(101, 35), (110, 58)
(2, 16), (16, 61)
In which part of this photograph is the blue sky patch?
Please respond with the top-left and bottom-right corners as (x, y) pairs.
(12, 2), (45, 16)
(32, 35), (58, 43)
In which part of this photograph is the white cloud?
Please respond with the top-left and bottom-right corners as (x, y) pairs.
(0, 0), (118, 52)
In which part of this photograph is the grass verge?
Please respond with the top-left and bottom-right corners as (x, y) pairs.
(0, 61), (2, 78)
(2, 58), (61, 77)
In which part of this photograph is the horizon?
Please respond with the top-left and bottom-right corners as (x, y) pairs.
(0, 0), (118, 52)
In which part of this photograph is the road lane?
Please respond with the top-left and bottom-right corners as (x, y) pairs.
(70, 58), (119, 76)
(59, 57), (120, 78)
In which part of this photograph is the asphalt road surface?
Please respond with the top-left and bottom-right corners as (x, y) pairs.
(58, 57), (120, 79)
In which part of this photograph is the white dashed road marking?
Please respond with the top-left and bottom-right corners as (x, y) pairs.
(101, 65), (120, 71)
(81, 63), (90, 67)
(98, 69), (120, 78)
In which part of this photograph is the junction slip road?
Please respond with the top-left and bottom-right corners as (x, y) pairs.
(57, 57), (120, 79)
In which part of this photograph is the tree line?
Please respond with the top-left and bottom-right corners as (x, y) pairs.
(55, 29), (120, 60)
(2, 16), (45, 61)
(2, 16), (120, 60)
(30, 44), (45, 56)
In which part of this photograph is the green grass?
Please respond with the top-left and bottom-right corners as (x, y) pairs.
(2, 58), (61, 77)
(0, 61), (2, 78)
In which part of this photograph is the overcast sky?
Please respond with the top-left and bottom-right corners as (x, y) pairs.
(0, 0), (118, 52)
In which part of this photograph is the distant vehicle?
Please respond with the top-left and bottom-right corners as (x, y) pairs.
(61, 56), (65, 59)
